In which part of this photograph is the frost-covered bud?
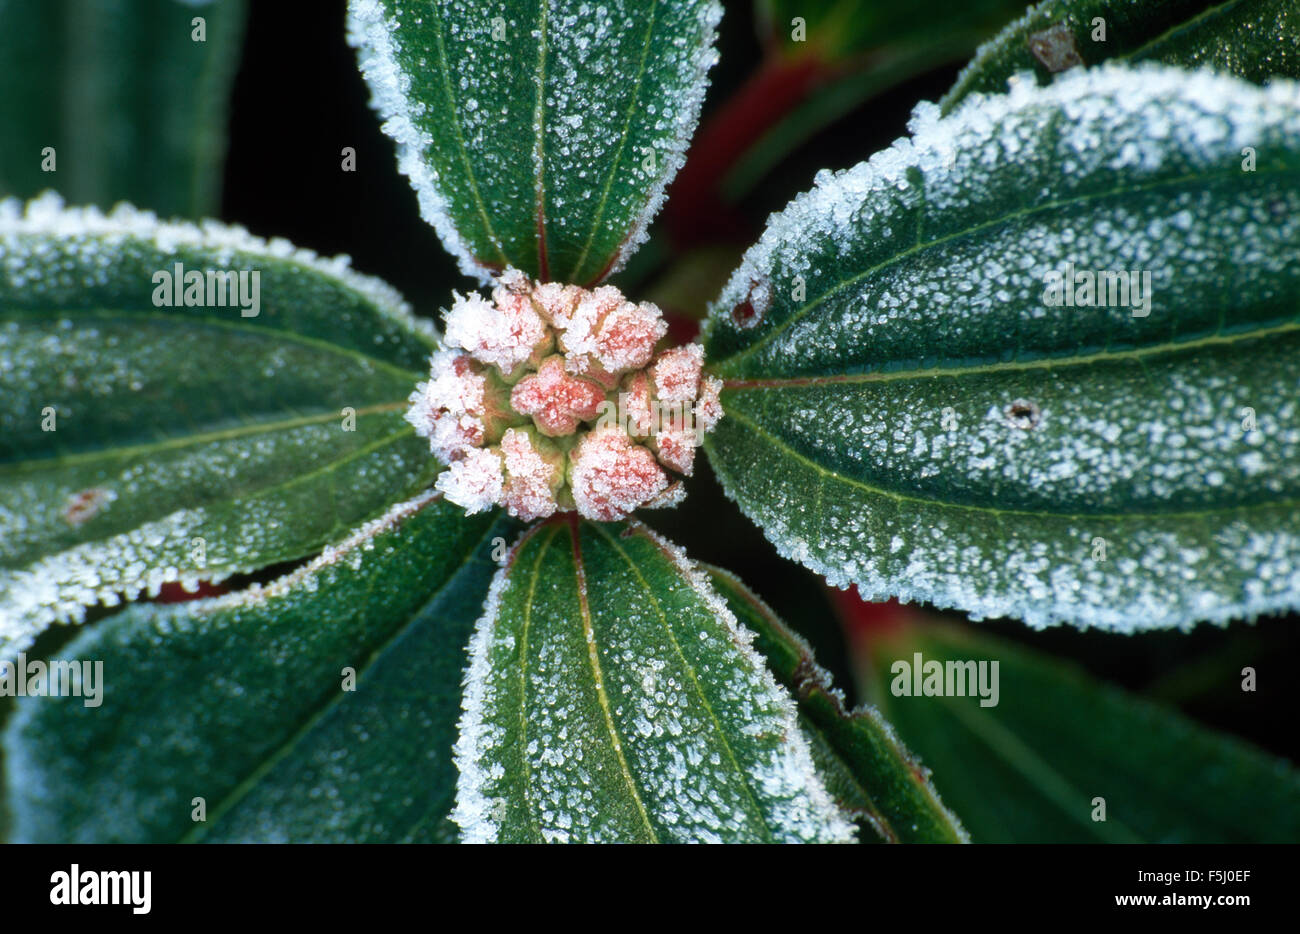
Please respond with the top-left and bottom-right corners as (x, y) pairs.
(651, 343), (704, 402)
(510, 355), (606, 436)
(695, 376), (724, 432)
(405, 350), (514, 462)
(652, 420), (699, 476)
(619, 370), (657, 437)
(531, 280), (585, 325)
(434, 447), (504, 515)
(408, 268), (724, 521)
(570, 426), (674, 522)
(443, 287), (551, 379)
(499, 427), (565, 521)
(559, 286), (667, 388)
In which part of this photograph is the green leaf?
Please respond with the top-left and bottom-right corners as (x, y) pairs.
(0, 0), (247, 218)
(705, 565), (967, 843)
(703, 65), (1300, 631)
(453, 517), (855, 843)
(860, 618), (1300, 842)
(2, 492), (513, 843)
(942, 0), (1300, 114)
(0, 194), (440, 658)
(347, 0), (722, 285)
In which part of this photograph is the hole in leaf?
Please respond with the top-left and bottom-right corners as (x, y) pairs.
(732, 276), (770, 329)
(1005, 398), (1042, 430)
(62, 487), (113, 526)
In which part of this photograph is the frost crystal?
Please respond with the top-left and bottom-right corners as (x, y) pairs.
(409, 271), (722, 521)
(0, 192), (434, 662)
(346, 0), (723, 284)
(702, 65), (1300, 632)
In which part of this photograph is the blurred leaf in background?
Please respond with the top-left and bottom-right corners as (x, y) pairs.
(848, 601), (1300, 843)
(0, 0), (247, 219)
(662, 0), (1029, 246)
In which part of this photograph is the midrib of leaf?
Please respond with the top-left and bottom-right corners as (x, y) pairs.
(567, 518), (658, 841)
(430, 9), (508, 267)
(1, 305), (430, 382)
(533, 0), (550, 280)
(709, 163), (1297, 373)
(713, 406), (1300, 521)
(0, 400), (407, 476)
(589, 522), (775, 841)
(720, 318), (1300, 389)
(178, 496), (490, 843)
(564, 1), (659, 283)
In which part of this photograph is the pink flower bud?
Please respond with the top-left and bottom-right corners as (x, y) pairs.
(510, 355), (607, 436)
(434, 447), (504, 514)
(569, 426), (672, 522)
(444, 287), (549, 378)
(695, 376), (724, 432)
(651, 343), (705, 403)
(500, 428), (563, 521)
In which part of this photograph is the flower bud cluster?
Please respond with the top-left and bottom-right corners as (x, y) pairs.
(406, 269), (723, 521)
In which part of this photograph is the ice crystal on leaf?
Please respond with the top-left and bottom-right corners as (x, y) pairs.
(408, 271), (721, 522)
(703, 65), (1300, 632)
(346, 0), (723, 284)
(0, 193), (434, 663)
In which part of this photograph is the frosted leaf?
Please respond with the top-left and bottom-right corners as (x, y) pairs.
(702, 65), (1300, 631)
(3, 491), (511, 842)
(346, 0), (723, 285)
(0, 193), (436, 660)
(452, 519), (855, 843)
(941, 0), (1300, 115)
